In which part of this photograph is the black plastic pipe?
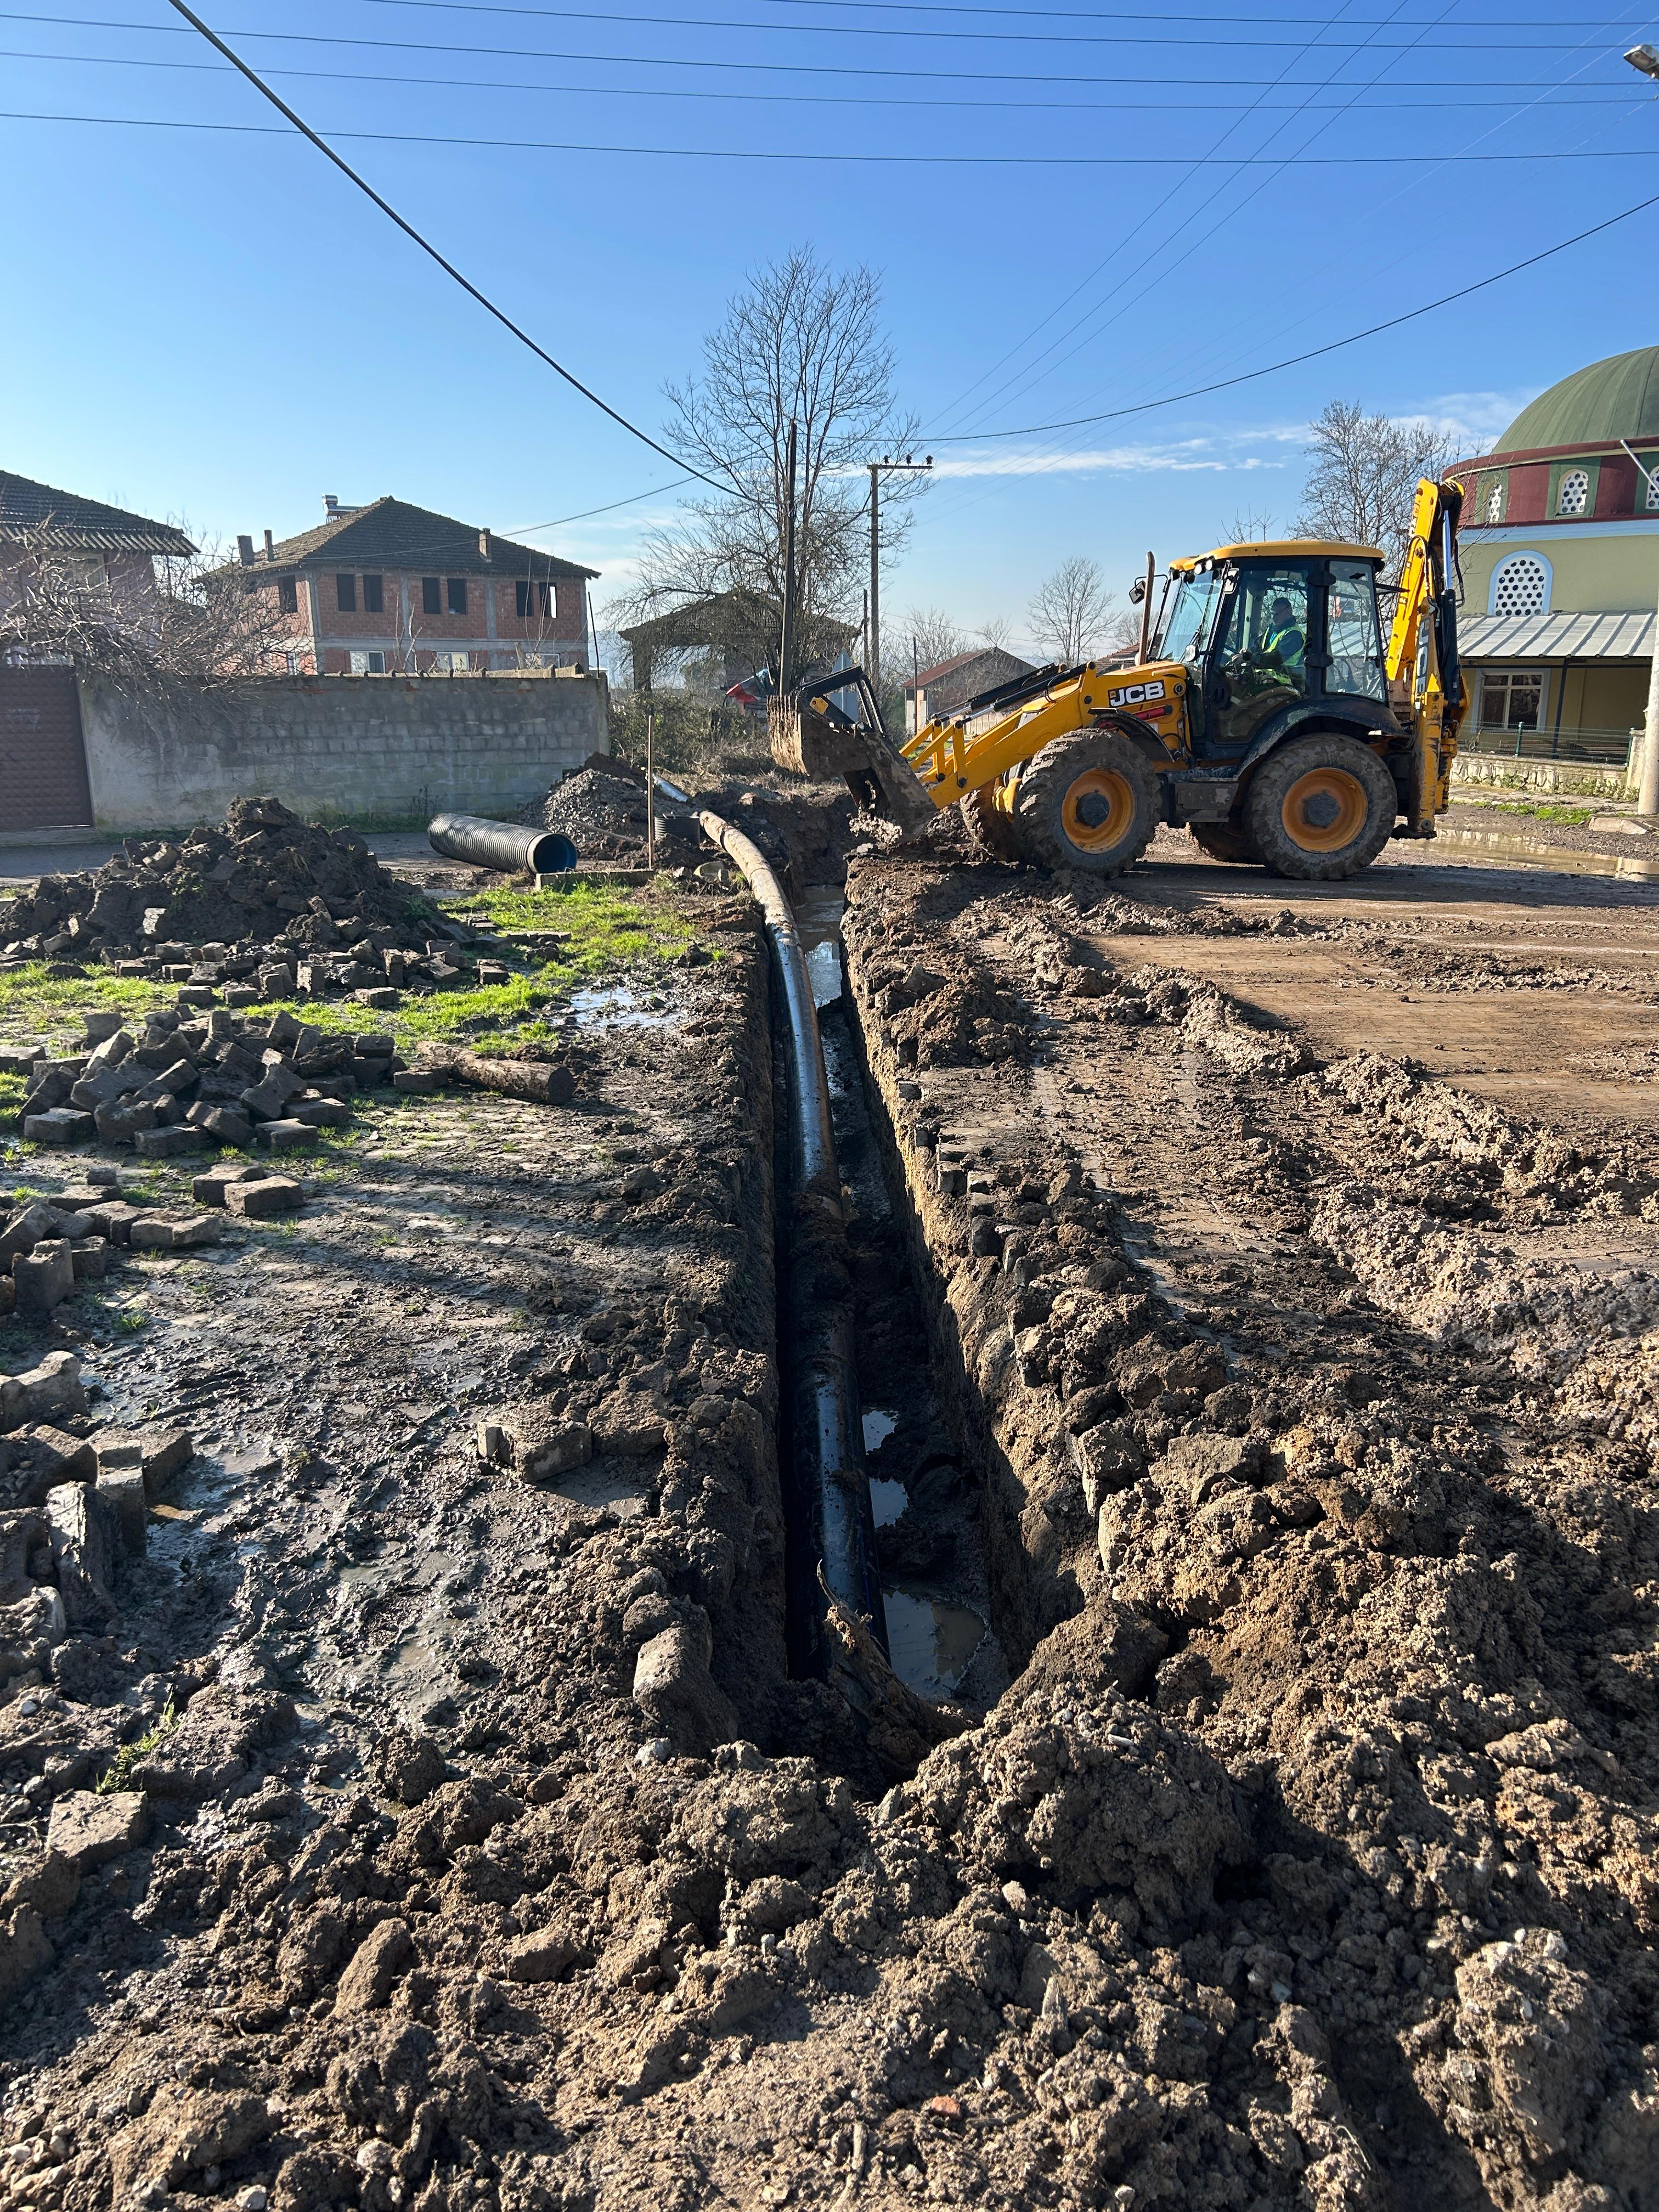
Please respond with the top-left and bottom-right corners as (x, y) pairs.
(427, 811), (578, 874)
(697, 809), (889, 1670)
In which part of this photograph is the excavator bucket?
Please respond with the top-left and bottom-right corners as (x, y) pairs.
(771, 669), (938, 834)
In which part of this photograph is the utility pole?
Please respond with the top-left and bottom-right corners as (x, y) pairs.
(866, 452), (932, 704)
(1622, 439), (1659, 815)
(779, 419), (799, 694)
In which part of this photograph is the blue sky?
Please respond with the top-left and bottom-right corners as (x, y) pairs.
(3, 0), (1656, 657)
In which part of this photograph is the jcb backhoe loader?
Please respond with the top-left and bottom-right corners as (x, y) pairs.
(776, 476), (1465, 882)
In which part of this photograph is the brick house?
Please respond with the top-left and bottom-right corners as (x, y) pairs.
(903, 645), (1035, 736)
(1, 470), (196, 630)
(227, 495), (597, 676)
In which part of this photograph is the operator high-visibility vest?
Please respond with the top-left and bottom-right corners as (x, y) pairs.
(1265, 623), (1306, 672)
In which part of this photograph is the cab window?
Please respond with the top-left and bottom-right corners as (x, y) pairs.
(1326, 560), (1386, 701)
(1155, 568), (1224, 667)
(1213, 565), (1311, 699)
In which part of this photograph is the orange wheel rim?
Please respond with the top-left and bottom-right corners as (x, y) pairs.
(1281, 768), (1368, 853)
(1061, 768), (1135, 853)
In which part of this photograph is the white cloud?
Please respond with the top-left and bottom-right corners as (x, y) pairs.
(933, 438), (1291, 479)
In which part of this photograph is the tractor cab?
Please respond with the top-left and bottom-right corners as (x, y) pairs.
(1153, 541), (1393, 764)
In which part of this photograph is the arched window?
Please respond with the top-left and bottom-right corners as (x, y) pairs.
(1557, 467), (1590, 516)
(1491, 552), (1550, 617)
(1485, 478), (1504, 523)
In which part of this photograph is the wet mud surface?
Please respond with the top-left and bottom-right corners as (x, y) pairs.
(2, 798), (1656, 2212)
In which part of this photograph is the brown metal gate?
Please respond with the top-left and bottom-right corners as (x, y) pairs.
(0, 665), (93, 831)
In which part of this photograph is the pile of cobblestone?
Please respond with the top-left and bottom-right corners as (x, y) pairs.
(0, 797), (435, 968)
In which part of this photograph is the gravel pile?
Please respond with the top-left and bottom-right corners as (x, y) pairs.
(0, 798), (434, 966)
(538, 754), (650, 858)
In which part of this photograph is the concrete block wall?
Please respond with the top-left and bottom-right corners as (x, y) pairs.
(77, 669), (607, 832)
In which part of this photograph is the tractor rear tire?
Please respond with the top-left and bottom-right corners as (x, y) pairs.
(960, 780), (1022, 863)
(1244, 733), (1396, 882)
(1188, 822), (1262, 865)
(1009, 729), (1160, 877)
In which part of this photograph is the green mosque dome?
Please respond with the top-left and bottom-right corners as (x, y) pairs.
(1496, 347), (1659, 454)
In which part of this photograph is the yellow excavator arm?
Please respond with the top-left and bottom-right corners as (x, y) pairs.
(1386, 475), (1467, 833)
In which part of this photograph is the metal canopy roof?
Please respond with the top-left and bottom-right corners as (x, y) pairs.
(1458, 610), (1655, 660)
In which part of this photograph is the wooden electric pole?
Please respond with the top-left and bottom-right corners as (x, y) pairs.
(866, 452), (932, 710)
(779, 419), (799, 694)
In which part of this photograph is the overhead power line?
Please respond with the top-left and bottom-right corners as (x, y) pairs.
(354, 0), (1630, 50)
(924, 182), (1659, 441)
(6, 42), (1627, 111)
(748, 0), (1634, 19)
(6, 105), (1649, 165)
(156, 1), (722, 493)
(5, 16), (1596, 91)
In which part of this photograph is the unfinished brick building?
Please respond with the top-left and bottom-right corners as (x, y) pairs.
(226, 495), (597, 676)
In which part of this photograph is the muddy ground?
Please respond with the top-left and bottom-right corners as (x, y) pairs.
(1, 809), (1656, 2212)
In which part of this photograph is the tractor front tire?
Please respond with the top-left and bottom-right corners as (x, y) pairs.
(1244, 733), (1396, 882)
(1188, 822), (1262, 865)
(1010, 729), (1160, 877)
(961, 780), (1022, 863)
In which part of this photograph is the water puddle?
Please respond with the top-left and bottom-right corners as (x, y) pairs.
(796, 887), (847, 1008)
(569, 984), (682, 1031)
(861, 1408), (897, 1453)
(883, 1585), (987, 1698)
(869, 1477), (909, 1529)
(1426, 827), (1659, 882)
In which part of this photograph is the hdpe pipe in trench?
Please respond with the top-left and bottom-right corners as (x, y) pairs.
(697, 809), (889, 1671)
(427, 811), (578, 875)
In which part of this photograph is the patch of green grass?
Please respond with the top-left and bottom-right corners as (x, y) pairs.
(99, 1701), (176, 1792)
(0, 963), (176, 1051)
(1486, 800), (1597, 827)
(115, 1306), (148, 1333)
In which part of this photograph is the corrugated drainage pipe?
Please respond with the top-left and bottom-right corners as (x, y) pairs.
(697, 808), (890, 1672)
(428, 811), (578, 874)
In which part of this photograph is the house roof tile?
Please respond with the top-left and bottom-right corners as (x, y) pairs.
(229, 496), (596, 581)
(0, 471), (195, 557)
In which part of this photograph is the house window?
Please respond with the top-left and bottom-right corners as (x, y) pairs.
(516, 578), (554, 619)
(285, 652), (301, 675)
(336, 574), (357, 613)
(1646, 465), (1659, 512)
(1556, 468), (1590, 516)
(349, 650), (386, 675)
(1485, 478), (1504, 523)
(447, 577), (467, 615)
(434, 650), (472, 673)
(278, 577), (298, 615)
(421, 577), (442, 615)
(1480, 669), (1547, 735)
(362, 574), (383, 614)
(1491, 552), (1549, 617)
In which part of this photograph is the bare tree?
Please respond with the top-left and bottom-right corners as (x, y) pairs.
(974, 613), (1016, 651)
(1026, 556), (1120, 666)
(1222, 504), (1279, 545)
(1, 527), (294, 691)
(899, 606), (966, 676)
(620, 247), (923, 681)
(1297, 402), (1454, 575)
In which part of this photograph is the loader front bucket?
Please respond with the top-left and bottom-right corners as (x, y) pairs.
(771, 674), (939, 834)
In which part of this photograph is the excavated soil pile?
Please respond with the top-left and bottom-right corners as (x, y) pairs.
(537, 758), (653, 862)
(0, 801), (435, 968)
(534, 757), (853, 895)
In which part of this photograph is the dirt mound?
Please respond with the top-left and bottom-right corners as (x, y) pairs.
(0, 798), (432, 962)
(538, 755), (651, 858)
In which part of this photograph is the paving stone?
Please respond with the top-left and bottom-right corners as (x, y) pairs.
(81, 1012), (126, 1046)
(222, 986), (260, 1009)
(132, 1125), (208, 1161)
(175, 985), (217, 1009)
(70, 1238), (108, 1281)
(30, 1102), (97, 1142)
(138, 1426), (194, 1492)
(44, 1790), (148, 1871)
(192, 1163), (276, 1206)
(10, 1424), (95, 1502)
(45, 1482), (116, 1630)
(0, 1352), (86, 1434)
(353, 986), (400, 1009)
(0, 1045), (44, 1076)
(84, 1200), (144, 1245)
(256, 1119), (318, 1150)
(289, 1099), (351, 1128)
(95, 1432), (144, 1472)
(93, 1098), (157, 1146)
(194, 1105), (253, 1147)
(223, 1176), (302, 1219)
(391, 1071), (443, 1094)
(97, 1467), (148, 1555)
(70, 1058), (147, 1111)
(13, 1239), (75, 1313)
